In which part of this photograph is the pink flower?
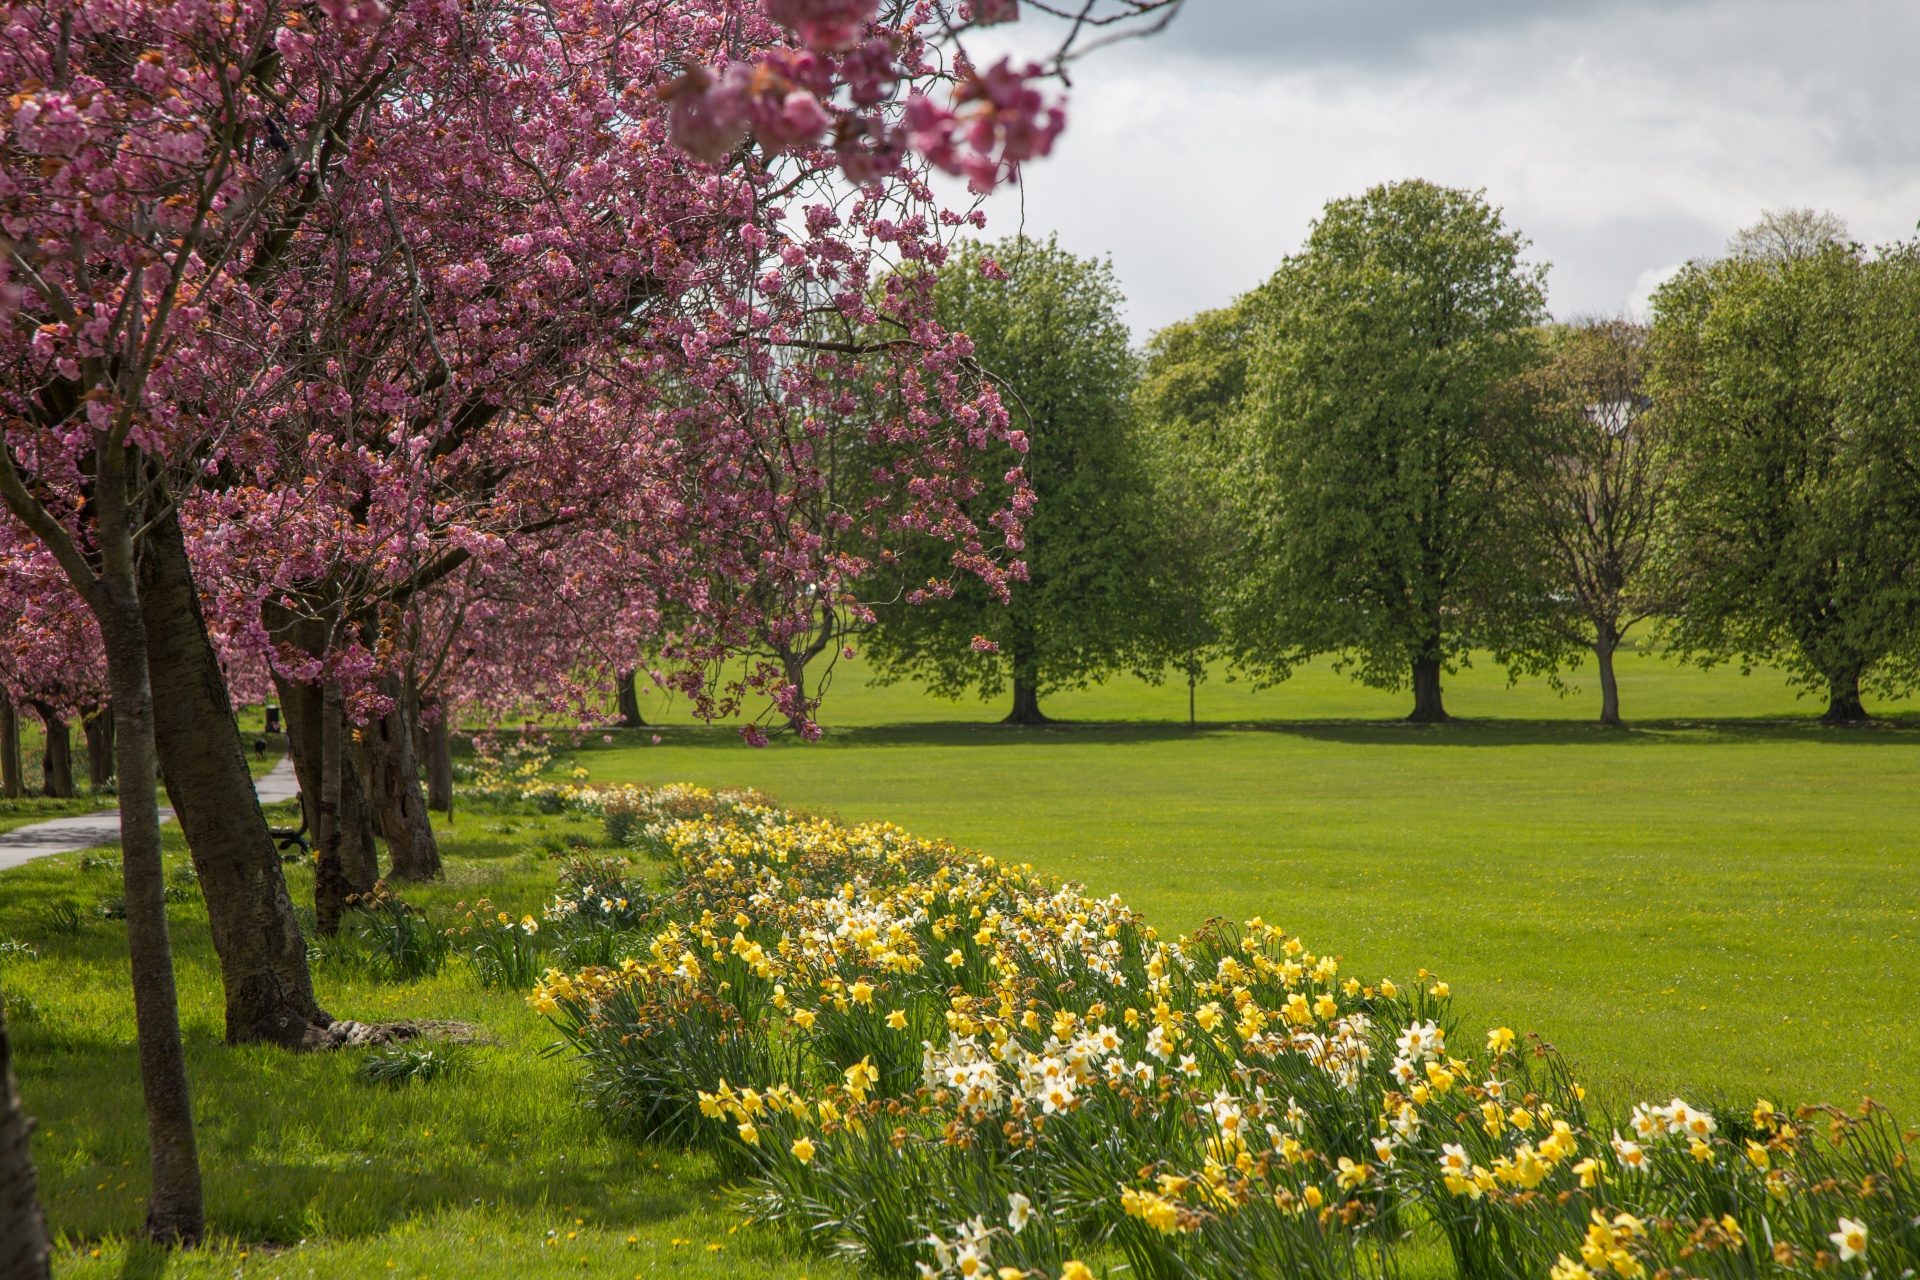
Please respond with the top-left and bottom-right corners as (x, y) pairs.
(317, 0), (390, 28)
(661, 66), (750, 165)
(740, 724), (769, 748)
(971, 635), (1000, 653)
(602, 734), (614, 743)
(761, 0), (879, 51)
(650, 734), (663, 745)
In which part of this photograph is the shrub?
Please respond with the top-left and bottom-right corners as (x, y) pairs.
(347, 883), (449, 980)
(533, 788), (1920, 1280)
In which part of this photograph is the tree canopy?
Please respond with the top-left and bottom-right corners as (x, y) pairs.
(1649, 220), (1920, 720)
(1224, 180), (1548, 721)
(863, 236), (1149, 723)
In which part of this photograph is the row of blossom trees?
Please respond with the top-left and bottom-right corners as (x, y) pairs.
(0, 0), (1177, 1254)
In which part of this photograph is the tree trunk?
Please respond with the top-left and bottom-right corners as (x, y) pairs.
(31, 707), (73, 799)
(95, 572), (205, 1244)
(1407, 657), (1448, 723)
(361, 676), (439, 881)
(778, 651), (811, 730)
(423, 702), (452, 814)
(0, 693), (21, 800)
(616, 669), (644, 728)
(1002, 670), (1050, 726)
(0, 1003), (52, 1280)
(267, 610), (379, 893)
(84, 704), (115, 789)
(1594, 626), (1623, 727)
(140, 508), (332, 1048)
(279, 678), (381, 893)
(314, 685), (350, 936)
(1822, 673), (1868, 723)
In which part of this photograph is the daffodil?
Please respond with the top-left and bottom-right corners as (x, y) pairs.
(790, 1136), (815, 1163)
(1830, 1217), (1868, 1262)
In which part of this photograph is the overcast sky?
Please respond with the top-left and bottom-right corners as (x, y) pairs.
(951, 0), (1920, 337)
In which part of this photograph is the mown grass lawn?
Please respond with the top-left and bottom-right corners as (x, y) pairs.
(5, 804), (852, 1279)
(8, 651), (1919, 1275)
(571, 651), (1920, 1117)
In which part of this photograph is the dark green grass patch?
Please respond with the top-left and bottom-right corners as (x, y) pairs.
(2, 806), (850, 1279)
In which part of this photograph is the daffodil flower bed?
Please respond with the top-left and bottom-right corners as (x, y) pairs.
(533, 787), (1919, 1280)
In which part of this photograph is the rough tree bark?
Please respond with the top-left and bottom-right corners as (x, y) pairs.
(1823, 673), (1868, 724)
(140, 510), (332, 1048)
(1408, 654), (1449, 723)
(423, 702), (452, 814)
(0, 1002), (52, 1280)
(360, 675), (439, 880)
(315, 685), (349, 935)
(28, 705), (72, 799)
(96, 572), (205, 1243)
(1003, 672), (1050, 726)
(267, 602), (380, 894)
(0, 693), (21, 800)
(83, 704), (114, 789)
(1593, 622), (1623, 727)
(616, 669), (645, 728)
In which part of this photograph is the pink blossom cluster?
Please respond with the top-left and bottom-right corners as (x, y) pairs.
(0, 0), (1054, 740)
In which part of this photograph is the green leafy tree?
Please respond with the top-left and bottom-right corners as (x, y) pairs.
(1226, 180), (1548, 721)
(1133, 300), (1262, 724)
(1498, 318), (1670, 726)
(863, 236), (1147, 723)
(1650, 212), (1918, 721)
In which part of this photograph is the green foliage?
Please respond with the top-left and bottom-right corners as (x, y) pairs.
(350, 884), (451, 980)
(864, 235), (1153, 718)
(1131, 300), (1266, 712)
(1494, 319), (1669, 721)
(1226, 180), (1548, 717)
(1649, 216), (1920, 716)
(359, 1044), (470, 1087)
(461, 911), (543, 990)
(38, 899), (86, 935)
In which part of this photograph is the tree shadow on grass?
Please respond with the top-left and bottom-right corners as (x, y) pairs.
(23, 1023), (718, 1248)
(591, 714), (1920, 754)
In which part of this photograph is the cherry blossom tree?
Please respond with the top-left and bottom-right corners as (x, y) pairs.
(1, 0), (1180, 1246)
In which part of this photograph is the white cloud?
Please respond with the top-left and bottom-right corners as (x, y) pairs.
(944, 0), (1920, 337)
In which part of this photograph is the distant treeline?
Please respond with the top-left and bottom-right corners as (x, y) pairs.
(786, 185), (1914, 728)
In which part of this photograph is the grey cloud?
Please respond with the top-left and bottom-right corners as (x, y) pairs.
(1144, 0), (1676, 67)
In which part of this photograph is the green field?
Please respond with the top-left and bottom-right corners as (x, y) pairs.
(6, 651), (1919, 1274)
(571, 651), (1920, 1116)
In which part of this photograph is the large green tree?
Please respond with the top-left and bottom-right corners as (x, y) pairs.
(1132, 300), (1262, 723)
(1226, 180), (1548, 721)
(1498, 319), (1670, 726)
(863, 236), (1148, 723)
(1650, 212), (1920, 721)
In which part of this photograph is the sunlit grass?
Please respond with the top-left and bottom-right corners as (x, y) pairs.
(3, 804), (850, 1278)
(561, 689), (1920, 1118)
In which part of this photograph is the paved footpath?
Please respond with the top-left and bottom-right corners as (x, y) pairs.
(0, 756), (300, 873)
